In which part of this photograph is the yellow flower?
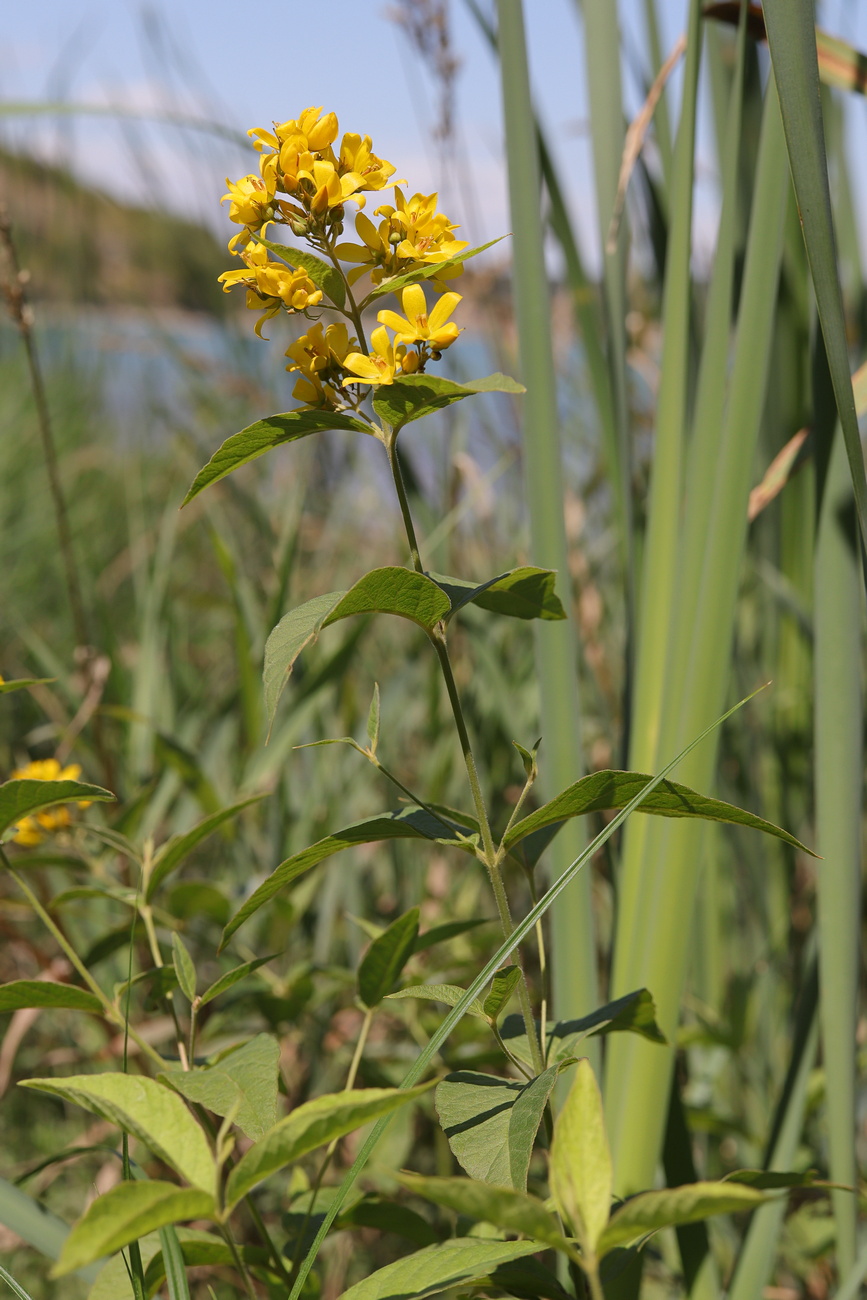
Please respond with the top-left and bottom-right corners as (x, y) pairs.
(10, 758), (87, 845)
(221, 173), (275, 230)
(338, 134), (399, 194)
(342, 325), (419, 387)
(285, 322), (356, 407)
(219, 242), (323, 337)
(376, 189), (468, 266)
(377, 286), (462, 351)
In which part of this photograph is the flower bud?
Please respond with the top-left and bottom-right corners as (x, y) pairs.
(290, 218), (309, 238)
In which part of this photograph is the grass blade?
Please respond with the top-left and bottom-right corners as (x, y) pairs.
(0, 1264), (34, 1300)
(494, 0), (598, 1030)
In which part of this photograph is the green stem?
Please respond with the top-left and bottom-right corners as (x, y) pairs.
(2, 854), (166, 1070)
(246, 1194), (293, 1289)
(323, 235), (367, 354)
(219, 1224), (257, 1300)
(491, 1023), (534, 1080)
(385, 431), (424, 572)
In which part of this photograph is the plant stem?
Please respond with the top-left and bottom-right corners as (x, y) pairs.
(139, 899), (189, 1069)
(246, 1194), (293, 1289)
(2, 854), (166, 1069)
(219, 1224), (257, 1300)
(385, 432), (424, 573)
(323, 235), (367, 354)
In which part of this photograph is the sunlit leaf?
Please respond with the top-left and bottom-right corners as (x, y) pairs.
(52, 1183), (215, 1276)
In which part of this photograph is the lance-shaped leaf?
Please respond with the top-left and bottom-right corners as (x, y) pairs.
(358, 908), (420, 1008)
(146, 795), (265, 900)
(705, 4), (867, 97)
(21, 1074), (216, 1195)
(487, 1258), (574, 1300)
(143, 1232), (270, 1295)
(182, 410), (371, 506)
(373, 372), (525, 432)
(503, 769), (816, 855)
(397, 1173), (571, 1253)
(430, 567), (566, 622)
(483, 966), (522, 1023)
(362, 237), (505, 303)
(337, 1195), (439, 1246)
(51, 1182), (215, 1276)
(264, 570), (451, 726)
(337, 1237), (544, 1300)
(0, 981), (102, 1014)
(198, 955), (276, 1007)
(387, 984), (487, 1020)
(0, 779), (113, 841)
(550, 1060), (612, 1256)
(171, 933), (196, 1002)
(500, 990), (665, 1070)
(0, 677), (54, 694)
(412, 918), (489, 953)
(224, 1082), (433, 1210)
(256, 236), (346, 308)
(221, 807), (468, 949)
(160, 1034), (280, 1142)
(597, 1181), (768, 1256)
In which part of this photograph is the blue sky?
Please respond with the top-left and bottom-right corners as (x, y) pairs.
(2, 1), (865, 273)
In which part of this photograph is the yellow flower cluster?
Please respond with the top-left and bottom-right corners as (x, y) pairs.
(219, 106), (469, 391)
(9, 758), (87, 846)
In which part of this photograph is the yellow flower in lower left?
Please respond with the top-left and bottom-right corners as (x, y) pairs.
(10, 758), (88, 845)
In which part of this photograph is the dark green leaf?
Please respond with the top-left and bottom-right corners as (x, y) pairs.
(143, 1232), (270, 1297)
(412, 918), (490, 954)
(0, 981), (102, 1014)
(336, 1237), (543, 1300)
(397, 1173), (569, 1252)
(359, 908), (420, 1008)
(198, 955), (276, 1007)
(0, 779), (113, 841)
(503, 769), (816, 855)
(221, 807), (468, 949)
(597, 1181), (767, 1256)
(500, 990), (665, 1069)
(256, 236), (346, 308)
(337, 1195), (439, 1246)
(159, 1034), (280, 1142)
(264, 591), (346, 728)
(483, 966), (522, 1023)
(171, 933), (197, 1002)
(723, 1168), (820, 1189)
(362, 237), (506, 303)
(322, 568), (451, 632)
(166, 882), (230, 926)
(182, 410), (370, 506)
(51, 1183), (215, 1276)
(488, 1258), (574, 1300)
(429, 567), (565, 622)
(147, 796), (265, 900)
(372, 372), (525, 432)
(224, 1082), (433, 1209)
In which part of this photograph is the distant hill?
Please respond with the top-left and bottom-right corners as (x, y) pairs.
(0, 148), (230, 314)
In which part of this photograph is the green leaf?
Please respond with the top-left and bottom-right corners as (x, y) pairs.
(387, 985), (487, 1021)
(182, 410), (370, 506)
(323, 567), (451, 632)
(159, 1034), (280, 1142)
(167, 882), (230, 927)
(198, 955), (276, 1007)
(507, 1063), (564, 1192)
(171, 933), (196, 1002)
(723, 1169), (820, 1190)
(0, 779), (114, 841)
(0, 1174), (91, 1276)
(264, 591), (346, 727)
(337, 1195), (439, 1246)
(21, 1074), (216, 1195)
(52, 1183), (215, 1276)
(221, 807), (468, 949)
(143, 1232), (269, 1298)
(763, 1), (867, 562)
(157, 1225), (192, 1300)
(597, 1181), (768, 1256)
(256, 236), (346, 308)
(366, 682), (381, 754)
(483, 966), (522, 1023)
(502, 769), (816, 855)
(429, 567), (566, 622)
(397, 1173), (570, 1253)
(362, 237), (506, 303)
(500, 990), (666, 1070)
(224, 1082), (432, 1210)
(412, 918), (489, 953)
(359, 907), (420, 1008)
(372, 372), (525, 432)
(435, 1071), (523, 1186)
(487, 1258), (573, 1300)
(337, 1237), (543, 1300)
(0, 981), (102, 1014)
(549, 1059), (612, 1255)
(0, 1263), (35, 1300)
(147, 796), (265, 900)
(0, 678), (54, 694)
